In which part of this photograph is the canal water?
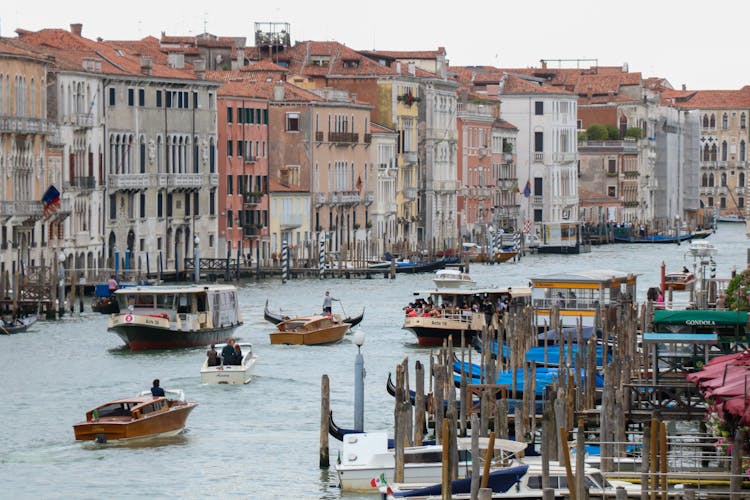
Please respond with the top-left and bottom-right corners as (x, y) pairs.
(1, 223), (748, 499)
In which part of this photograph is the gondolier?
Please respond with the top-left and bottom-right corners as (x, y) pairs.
(322, 291), (339, 314)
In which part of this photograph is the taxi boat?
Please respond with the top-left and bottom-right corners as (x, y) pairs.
(269, 315), (350, 345)
(200, 342), (257, 384)
(72, 393), (197, 443)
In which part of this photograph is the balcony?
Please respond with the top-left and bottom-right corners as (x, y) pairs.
(280, 214), (304, 229)
(552, 152), (576, 164)
(0, 200), (44, 219)
(703, 161), (717, 170)
(209, 173), (219, 186)
(75, 113), (94, 128)
(243, 226), (263, 237)
(328, 132), (359, 144)
(65, 176), (97, 190)
(623, 171), (639, 178)
(244, 155), (257, 164)
(108, 173), (151, 190)
(433, 180), (459, 193)
(578, 140), (638, 154)
(533, 195), (544, 205)
(243, 194), (261, 206)
(534, 152), (545, 163)
(364, 133), (372, 144)
(718, 161), (728, 169)
(0, 115), (57, 135)
(315, 131), (324, 142)
(402, 151), (418, 164)
(313, 193), (326, 207)
(169, 173), (203, 189)
(403, 187), (417, 200)
(329, 191), (360, 205)
(364, 191), (375, 205)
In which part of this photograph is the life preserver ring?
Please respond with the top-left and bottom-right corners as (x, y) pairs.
(125, 314), (134, 323)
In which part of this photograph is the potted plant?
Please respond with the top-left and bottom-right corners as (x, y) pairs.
(366, 221), (373, 229)
(353, 223), (361, 230)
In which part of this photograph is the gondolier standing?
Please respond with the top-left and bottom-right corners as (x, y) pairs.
(322, 291), (339, 314)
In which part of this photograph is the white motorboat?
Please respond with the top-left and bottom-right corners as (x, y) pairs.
(432, 269), (475, 289)
(381, 458), (641, 499)
(687, 240), (718, 258)
(335, 431), (525, 493)
(200, 342), (256, 384)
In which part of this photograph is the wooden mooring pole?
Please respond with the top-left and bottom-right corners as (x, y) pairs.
(319, 374), (329, 468)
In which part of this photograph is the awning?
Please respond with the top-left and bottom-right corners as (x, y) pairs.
(653, 310), (749, 327)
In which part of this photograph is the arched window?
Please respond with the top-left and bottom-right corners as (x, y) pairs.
(742, 141), (746, 162)
(709, 173), (715, 187)
(721, 172), (727, 187)
(703, 143), (710, 162)
(157, 135), (163, 173)
(193, 135), (199, 173)
(702, 173), (708, 187)
(703, 114), (709, 128)
(742, 113), (747, 130)
(139, 136), (146, 174)
(722, 141), (728, 162)
(710, 144), (718, 162)
(722, 113), (729, 130)
(710, 114), (716, 129)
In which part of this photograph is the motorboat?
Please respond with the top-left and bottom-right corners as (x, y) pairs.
(72, 391), (197, 443)
(0, 312), (38, 334)
(200, 342), (257, 384)
(108, 284), (243, 350)
(432, 269), (475, 289)
(717, 214), (745, 223)
(269, 315), (350, 345)
(687, 240), (718, 258)
(263, 299), (364, 328)
(663, 271), (696, 291)
(402, 287), (531, 347)
(381, 459), (641, 499)
(335, 431), (526, 492)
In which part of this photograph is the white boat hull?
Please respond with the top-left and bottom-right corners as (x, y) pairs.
(336, 462), (466, 492)
(200, 359), (255, 384)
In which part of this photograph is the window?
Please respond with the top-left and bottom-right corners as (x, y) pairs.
(608, 159), (617, 174)
(607, 186), (616, 197)
(702, 114), (709, 128)
(740, 197), (745, 208)
(140, 193), (146, 218)
(740, 172), (745, 187)
(534, 101), (543, 115)
(722, 141), (728, 162)
(263, 109), (268, 124)
(534, 132), (543, 152)
(720, 197), (726, 209)
(533, 209), (543, 222)
(138, 88), (145, 107)
(128, 88), (134, 106)
(227, 175), (233, 194)
(227, 107), (233, 123)
(109, 194), (116, 219)
(741, 141), (746, 162)
(210, 190), (215, 215)
(166, 193), (173, 217)
(157, 192), (163, 218)
(194, 192), (199, 215)
(139, 137), (146, 173)
(722, 113), (728, 130)
(193, 92), (198, 108)
(721, 173), (727, 187)
(742, 113), (747, 130)
(227, 140), (233, 157)
(534, 177), (543, 195)
(109, 87), (116, 106)
(185, 192), (190, 215)
(227, 210), (233, 228)
(708, 196), (714, 207)
(247, 108), (254, 124)
(286, 112), (300, 131)
(710, 114), (716, 128)
(156, 90), (162, 107)
(237, 141), (244, 157)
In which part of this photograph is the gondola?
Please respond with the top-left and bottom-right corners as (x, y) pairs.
(263, 299), (364, 328)
(0, 313), (38, 334)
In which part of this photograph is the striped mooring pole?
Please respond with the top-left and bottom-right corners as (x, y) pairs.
(487, 230), (495, 265)
(282, 241), (289, 284)
(318, 233), (326, 280)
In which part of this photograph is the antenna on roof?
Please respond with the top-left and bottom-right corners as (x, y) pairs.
(203, 11), (208, 34)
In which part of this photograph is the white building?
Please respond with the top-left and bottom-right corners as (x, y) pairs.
(369, 123), (398, 257)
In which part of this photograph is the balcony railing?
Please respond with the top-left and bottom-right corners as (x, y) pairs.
(0, 200), (44, 218)
(578, 140), (638, 154)
(402, 151), (418, 164)
(364, 133), (372, 144)
(108, 173), (151, 190)
(65, 176), (97, 190)
(314, 193), (326, 206)
(209, 173), (219, 186)
(243, 226), (263, 237)
(403, 187), (417, 200)
(329, 191), (360, 205)
(315, 131), (324, 142)
(552, 152), (577, 163)
(364, 191), (374, 205)
(434, 180), (459, 193)
(533, 195), (544, 205)
(328, 132), (359, 144)
(244, 155), (257, 164)
(0, 115), (57, 135)
(169, 173), (203, 189)
(243, 194), (261, 206)
(75, 113), (94, 128)
(534, 152), (545, 163)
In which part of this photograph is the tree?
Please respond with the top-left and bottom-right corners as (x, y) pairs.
(606, 125), (620, 140)
(724, 269), (750, 311)
(625, 127), (643, 139)
(586, 124), (608, 141)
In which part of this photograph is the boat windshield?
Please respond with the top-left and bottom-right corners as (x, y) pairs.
(95, 402), (133, 418)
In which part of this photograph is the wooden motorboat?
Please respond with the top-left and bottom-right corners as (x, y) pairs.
(664, 271), (696, 291)
(200, 342), (257, 384)
(432, 269), (475, 289)
(263, 299), (364, 328)
(92, 295), (119, 314)
(108, 284), (243, 350)
(269, 315), (349, 345)
(0, 313), (38, 334)
(72, 393), (197, 443)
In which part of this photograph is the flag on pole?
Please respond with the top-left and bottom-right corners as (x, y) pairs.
(42, 185), (61, 217)
(523, 180), (531, 198)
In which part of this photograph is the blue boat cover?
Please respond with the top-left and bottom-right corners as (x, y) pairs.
(393, 464), (529, 497)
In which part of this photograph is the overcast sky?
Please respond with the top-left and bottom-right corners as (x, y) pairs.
(2, 0), (743, 91)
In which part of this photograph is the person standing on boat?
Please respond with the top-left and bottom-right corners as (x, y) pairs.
(221, 339), (236, 365)
(322, 291), (339, 315)
(151, 379), (165, 397)
(206, 344), (219, 367)
(233, 343), (243, 365)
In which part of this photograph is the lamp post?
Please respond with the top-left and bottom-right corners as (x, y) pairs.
(353, 330), (366, 432)
(193, 236), (200, 284)
(58, 250), (66, 318)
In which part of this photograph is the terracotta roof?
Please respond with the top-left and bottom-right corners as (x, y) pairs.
(578, 94), (639, 105)
(161, 35), (195, 45)
(359, 47), (445, 60)
(264, 40), (399, 78)
(0, 37), (50, 61)
(370, 122), (396, 134)
(239, 60), (289, 73)
(213, 75), (322, 102)
(499, 74), (574, 96)
(493, 118), (517, 131)
(667, 88), (750, 109)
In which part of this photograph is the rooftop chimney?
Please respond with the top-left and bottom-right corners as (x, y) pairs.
(407, 63), (416, 76)
(140, 56), (153, 76)
(70, 23), (82, 37)
(273, 82), (285, 101)
(682, 84), (687, 91)
(193, 58), (206, 79)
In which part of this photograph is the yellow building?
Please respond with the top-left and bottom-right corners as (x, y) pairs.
(0, 39), (60, 279)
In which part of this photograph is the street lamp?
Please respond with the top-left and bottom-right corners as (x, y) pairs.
(353, 330), (366, 432)
(193, 236), (200, 284)
(58, 250), (66, 318)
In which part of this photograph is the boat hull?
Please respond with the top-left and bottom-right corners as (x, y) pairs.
(402, 317), (473, 347)
(73, 403), (197, 442)
(269, 324), (349, 345)
(201, 359), (256, 384)
(110, 324), (239, 351)
(337, 463), (464, 493)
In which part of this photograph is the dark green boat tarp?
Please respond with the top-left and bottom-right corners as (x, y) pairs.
(653, 309), (748, 327)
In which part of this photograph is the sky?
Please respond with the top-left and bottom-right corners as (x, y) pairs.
(1, 0), (746, 91)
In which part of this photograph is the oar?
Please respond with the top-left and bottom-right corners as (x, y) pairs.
(338, 300), (349, 320)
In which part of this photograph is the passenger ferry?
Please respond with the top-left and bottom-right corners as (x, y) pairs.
(530, 269), (637, 330)
(402, 287), (532, 347)
(108, 284), (243, 351)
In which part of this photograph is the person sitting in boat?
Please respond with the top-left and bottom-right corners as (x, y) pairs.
(221, 339), (237, 365)
(151, 379), (165, 397)
(682, 266), (690, 274)
(232, 344), (243, 365)
(322, 291), (339, 314)
(206, 344), (220, 367)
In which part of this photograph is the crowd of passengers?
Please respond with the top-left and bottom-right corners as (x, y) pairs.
(205, 338), (243, 366)
(403, 295), (511, 319)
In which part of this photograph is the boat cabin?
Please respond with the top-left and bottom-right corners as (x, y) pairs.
(530, 269), (637, 327)
(85, 396), (168, 422)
